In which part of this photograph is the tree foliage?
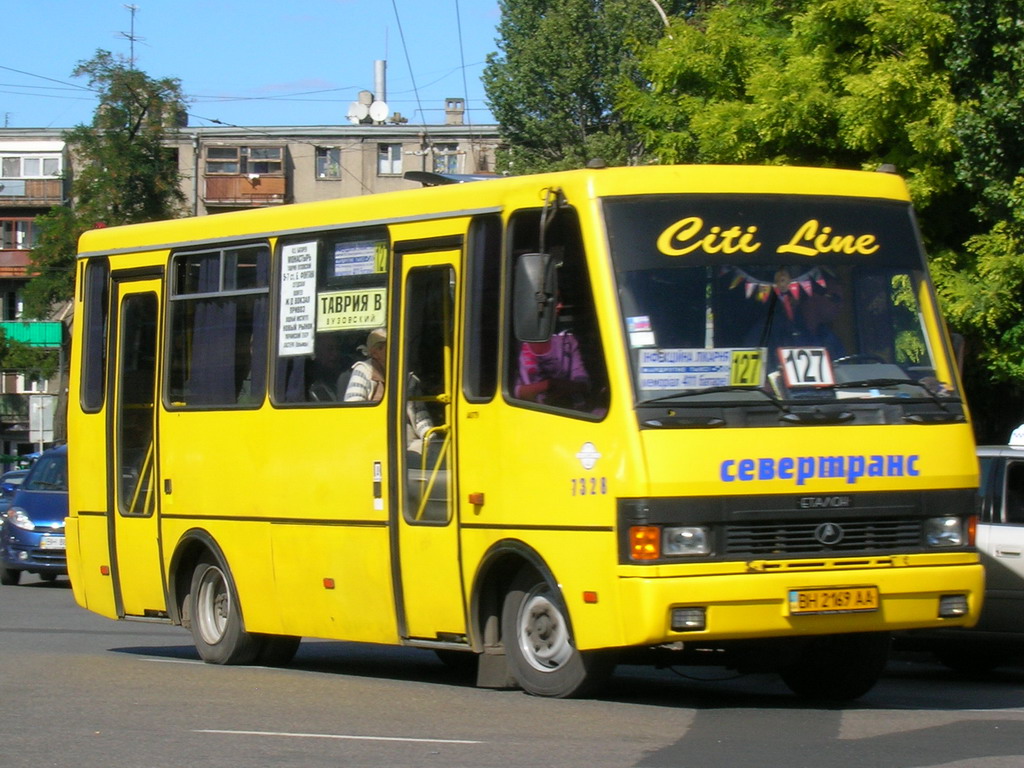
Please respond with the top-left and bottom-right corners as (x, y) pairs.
(612, 0), (1024, 437)
(930, 1), (1024, 399)
(619, 0), (961, 212)
(22, 50), (187, 319)
(483, 0), (695, 172)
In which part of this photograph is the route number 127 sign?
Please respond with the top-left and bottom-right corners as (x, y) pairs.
(778, 347), (835, 388)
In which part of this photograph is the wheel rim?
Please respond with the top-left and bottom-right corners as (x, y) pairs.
(195, 565), (230, 646)
(516, 585), (574, 672)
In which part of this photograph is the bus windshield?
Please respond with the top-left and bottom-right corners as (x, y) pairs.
(604, 193), (961, 422)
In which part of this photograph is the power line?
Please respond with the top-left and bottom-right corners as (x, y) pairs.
(0, 64), (93, 93)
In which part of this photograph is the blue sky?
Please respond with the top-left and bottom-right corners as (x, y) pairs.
(0, 0), (501, 129)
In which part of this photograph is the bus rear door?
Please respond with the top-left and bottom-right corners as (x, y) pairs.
(109, 274), (166, 617)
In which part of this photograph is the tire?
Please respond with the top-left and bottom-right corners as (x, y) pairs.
(780, 632), (890, 701)
(188, 557), (261, 665)
(254, 634), (302, 667)
(936, 646), (1003, 675)
(39, 572), (58, 583)
(501, 569), (614, 698)
(0, 566), (21, 586)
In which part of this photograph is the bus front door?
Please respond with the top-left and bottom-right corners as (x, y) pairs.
(108, 276), (166, 617)
(393, 252), (466, 642)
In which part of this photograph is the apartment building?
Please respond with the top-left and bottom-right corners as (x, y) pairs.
(0, 100), (501, 459)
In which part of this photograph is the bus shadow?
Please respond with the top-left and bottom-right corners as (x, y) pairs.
(108, 639), (1024, 712)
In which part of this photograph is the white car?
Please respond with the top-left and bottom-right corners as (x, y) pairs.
(904, 444), (1024, 672)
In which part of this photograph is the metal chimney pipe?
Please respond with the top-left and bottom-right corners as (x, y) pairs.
(374, 60), (386, 103)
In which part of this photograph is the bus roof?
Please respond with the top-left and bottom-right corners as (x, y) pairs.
(76, 164), (911, 258)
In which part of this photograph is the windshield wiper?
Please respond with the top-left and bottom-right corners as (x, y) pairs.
(834, 377), (964, 422)
(640, 385), (788, 412)
(642, 415), (727, 428)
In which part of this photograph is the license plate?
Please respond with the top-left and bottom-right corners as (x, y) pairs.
(39, 535), (65, 551)
(789, 586), (879, 615)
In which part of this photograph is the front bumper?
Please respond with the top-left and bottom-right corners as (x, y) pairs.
(1, 532), (68, 575)
(610, 555), (984, 648)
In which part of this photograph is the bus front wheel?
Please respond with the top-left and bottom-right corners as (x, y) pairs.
(779, 632), (890, 701)
(501, 569), (614, 698)
(188, 557), (261, 665)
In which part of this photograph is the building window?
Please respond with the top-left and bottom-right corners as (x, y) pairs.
(3, 290), (22, 321)
(378, 144), (403, 176)
(316, 147), (342, 179)
(0, 155), (62, 178)
(205, 146), (283, 175)
(17, 373), (46, 394)
(432, 143), (460, 174)
(247, 147), (283, 174)
(0, 219), (37, 250)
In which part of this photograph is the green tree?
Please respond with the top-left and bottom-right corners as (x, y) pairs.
(618, 0), (1024, 439)
(619, 0), (960, 212)
(22, 50), (187, 318)
(928, 1), (1024, 437)
(13, 51), (187, 444)
(483, 0), (694, 173)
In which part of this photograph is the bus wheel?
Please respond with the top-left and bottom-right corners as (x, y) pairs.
(935, 646), (1002, 675)
(188, 557), (261, 665)
(501, 570), (613, 698)
(779, 632), (890, 701)
(0, 567), (21, 586)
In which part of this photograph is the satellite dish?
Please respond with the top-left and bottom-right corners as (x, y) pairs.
(369, 100), (389, 123)
(347, 101), (369, 123)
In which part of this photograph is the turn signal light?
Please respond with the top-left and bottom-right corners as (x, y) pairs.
(629, 526), (660, 560)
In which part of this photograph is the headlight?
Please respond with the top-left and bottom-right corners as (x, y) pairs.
(924, 516), (964, 547)
(663, 526), (711, 556)
(6, 507), (36, 531)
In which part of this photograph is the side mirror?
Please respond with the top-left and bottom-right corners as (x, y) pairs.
(513, 252), (559, 343)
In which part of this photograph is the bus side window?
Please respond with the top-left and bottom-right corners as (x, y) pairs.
(168, 244), (270, 408)
(273, 228), (389, 406)
(80, 257), (110, 412)
(463, 214), (502, 402)
(506, 207), (609, 416)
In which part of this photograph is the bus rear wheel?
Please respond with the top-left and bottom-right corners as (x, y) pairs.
(779, 632), (890, 701)
(501, 569), (614, 698)
(188, 557), (261, 665)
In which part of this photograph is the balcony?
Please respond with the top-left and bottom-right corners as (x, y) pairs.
(0, 178), (65, 206)
(0, 250), (33, 278)
(203, 175), (287, 207)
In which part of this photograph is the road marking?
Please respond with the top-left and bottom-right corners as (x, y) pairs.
(196, 729), (483, 745)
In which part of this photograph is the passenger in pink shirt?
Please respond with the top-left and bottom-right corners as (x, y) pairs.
(515, 330), (590, 410)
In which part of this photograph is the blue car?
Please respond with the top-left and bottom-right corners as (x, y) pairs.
(0, 444), (68, 586)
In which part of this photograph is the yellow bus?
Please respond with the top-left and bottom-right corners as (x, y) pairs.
(66, 164), (983, 700)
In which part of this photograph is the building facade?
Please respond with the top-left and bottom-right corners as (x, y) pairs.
(0, 103), (502, 462)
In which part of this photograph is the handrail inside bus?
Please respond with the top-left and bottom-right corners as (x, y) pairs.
(414, 425), (451, 521)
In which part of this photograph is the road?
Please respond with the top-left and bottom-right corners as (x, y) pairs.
(2, 573), (1023, 768)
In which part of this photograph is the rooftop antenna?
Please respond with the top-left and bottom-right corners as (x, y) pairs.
(119, 4), (144, 67)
